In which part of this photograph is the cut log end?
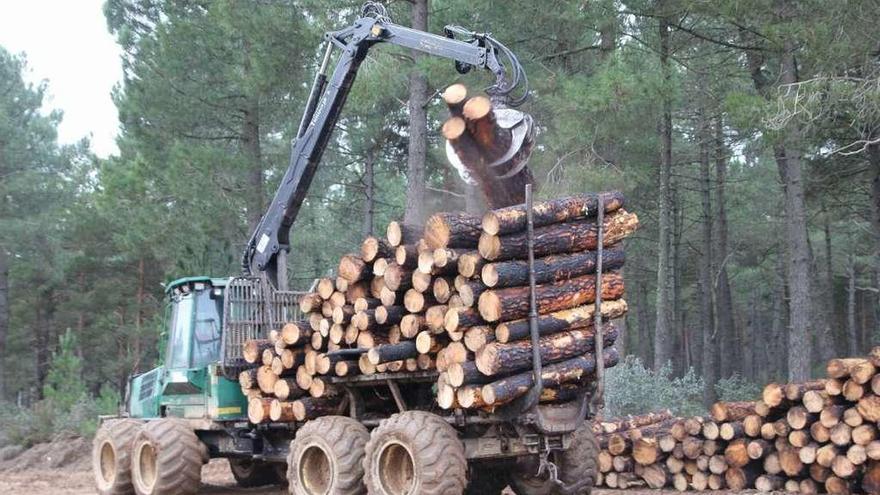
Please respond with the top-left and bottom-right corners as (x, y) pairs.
(443, 83), (468, 107)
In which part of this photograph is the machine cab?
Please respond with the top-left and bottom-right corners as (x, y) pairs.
(127, 277), (247, 420)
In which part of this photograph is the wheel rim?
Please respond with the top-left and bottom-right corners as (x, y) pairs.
(299, 445), (332, 494)
(377, 440), (415, 495)
(135, 442), (158, 493)
(97, 442), (116, 487)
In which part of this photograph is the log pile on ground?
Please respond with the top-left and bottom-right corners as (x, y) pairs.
(593, 346), (880, 494)
(235, 191), (638, 422)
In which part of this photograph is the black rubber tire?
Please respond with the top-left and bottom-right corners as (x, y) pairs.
(130, 419), (206, 495)
(465, 467), (509, 494)
(363, 411), (467, 495)
(287, 415), (369, 495)
(509, 421), (598, 495)
(229, 458), (282, 487)
(93, 419), (143, 495)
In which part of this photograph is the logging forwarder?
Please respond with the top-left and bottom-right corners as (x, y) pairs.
(92, 3), (601, 495)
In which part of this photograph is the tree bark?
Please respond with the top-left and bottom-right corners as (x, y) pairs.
(846, 253), (858, 356)
(242, 40), (263, 235)
(714, 117), (738, 380)
(475, 323), (618, 375)
(477, 272), (625, 322)
(0, 247), (7, 400)
(699, 108), (717, 406)
(481, 347), (619, 406)
(774, 40), (812, 382)
(424, 211), (482, 249)
(494, 299), (628, 343)
(481, 192), (625, 236)
(482, 248), (625, 289)
(403, 0), (429, 226)
(654, 2), (674, 371)
(478, 210), (639, 261)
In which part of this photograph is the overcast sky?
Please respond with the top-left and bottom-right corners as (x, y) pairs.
(0, 0), (122, 157)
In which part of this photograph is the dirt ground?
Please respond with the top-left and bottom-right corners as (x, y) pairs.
(0, 437), (744, 494)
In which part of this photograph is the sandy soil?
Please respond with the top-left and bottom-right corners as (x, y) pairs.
(0, 438), (744, 494)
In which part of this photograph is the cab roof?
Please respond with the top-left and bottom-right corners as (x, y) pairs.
(164, 276), (229, 294)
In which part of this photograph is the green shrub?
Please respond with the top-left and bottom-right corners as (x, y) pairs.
(715, 373), (761, 402)
(602, 355), (705, 418)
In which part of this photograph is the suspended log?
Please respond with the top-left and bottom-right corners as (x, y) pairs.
(480, 347), (619, 406)
(478, 272), (624, 323)
(494, 299), (628, 343)
(475, 323), (618, 376)
(481, 248), (626, 289)
(478, 210), (639, 261)
(481, 191), (626, 236)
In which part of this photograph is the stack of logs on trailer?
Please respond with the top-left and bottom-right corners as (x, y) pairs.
(592, 347), (880, 494)
(237, 191), (639, 422)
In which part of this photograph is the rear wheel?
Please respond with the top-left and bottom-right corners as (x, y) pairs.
(363, 411), (467, 495)
(93, 419), (143, 495)
(229, 458), (282, 487)
(288, 415), (369, 495)
(508, 421), (598, 495)
(130, 419), (206, 495)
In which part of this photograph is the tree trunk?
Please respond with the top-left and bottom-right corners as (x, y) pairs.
(654, 2), (674, 371)
(242, 39), (263, 235)
(363, 143), (376, 236)
(820, 201), (840, 360)
(477, 272), (625, 322)
(847, 253), (858, 356)
(0, 247), (7, 400)
(715, 117), (737, 379)
(774, 41), (812, 382)
(699, 109), (717, 406)
(403, 0), (429, 226)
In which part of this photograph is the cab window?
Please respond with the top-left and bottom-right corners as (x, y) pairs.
(191, 290), (222, 366)
(166, 294), (193, 369)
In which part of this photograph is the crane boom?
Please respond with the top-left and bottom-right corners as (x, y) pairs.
(242, 3), (528, 287)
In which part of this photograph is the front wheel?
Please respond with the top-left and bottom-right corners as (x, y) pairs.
(509, 421), (598, 495)
(130, 419), (206, 495)
(363, 411), (467, 495)
(92, 419), (143, 495)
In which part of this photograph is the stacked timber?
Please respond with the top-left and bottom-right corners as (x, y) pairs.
(592, 346), (880, 494)
(435, 191), (637, 411)
(236, 191), (638, 422)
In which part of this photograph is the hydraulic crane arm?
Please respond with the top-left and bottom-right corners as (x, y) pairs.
(242, 3), (528, 286)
